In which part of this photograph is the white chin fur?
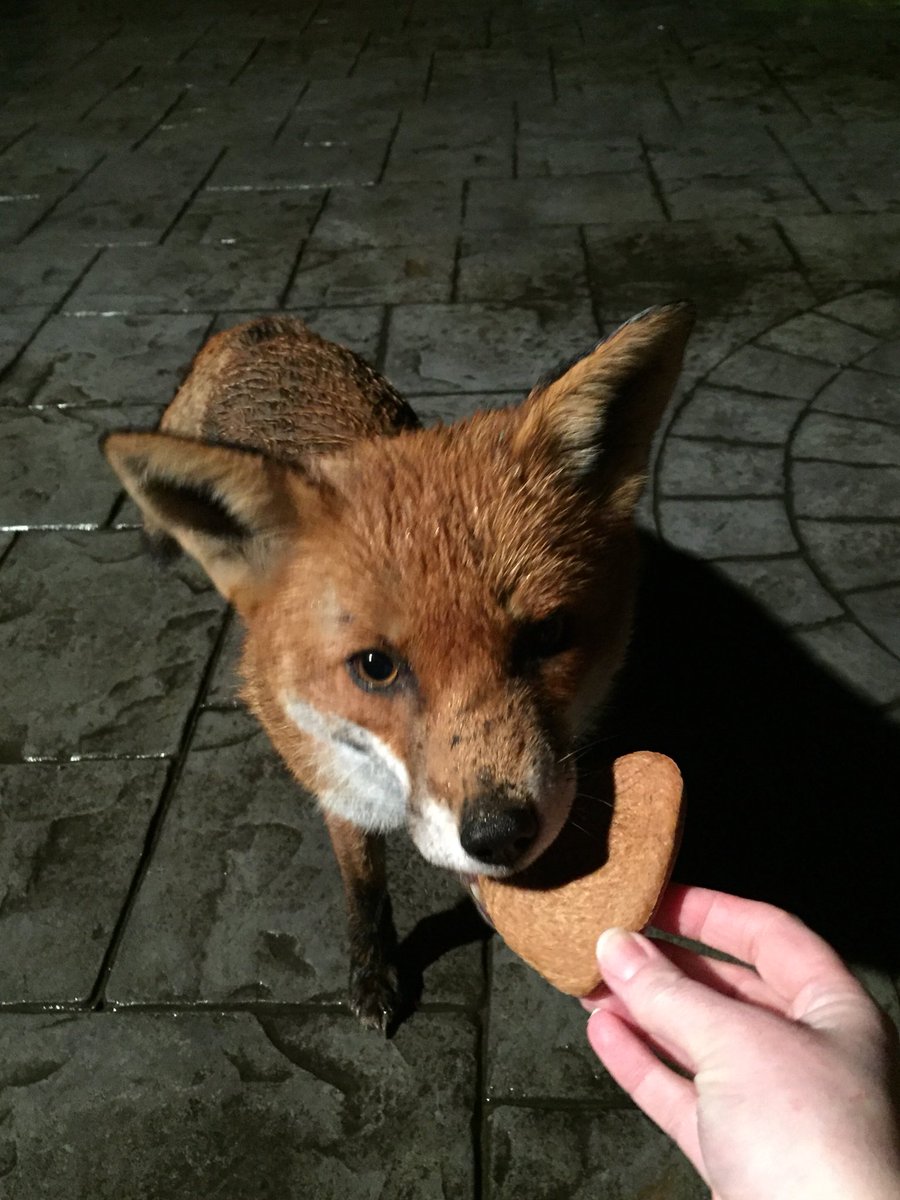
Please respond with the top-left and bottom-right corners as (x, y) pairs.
(282, 696), (409, 833)
(408, 797), (512, 877)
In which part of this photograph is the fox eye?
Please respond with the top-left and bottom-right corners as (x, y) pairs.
(347, 649), (402, 692)
(516, 609), (575, 664)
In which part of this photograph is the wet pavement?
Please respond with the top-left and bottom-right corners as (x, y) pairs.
(1, 0), (899, 1196)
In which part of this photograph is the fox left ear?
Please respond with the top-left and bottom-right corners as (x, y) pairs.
(514, 302), (695, 515)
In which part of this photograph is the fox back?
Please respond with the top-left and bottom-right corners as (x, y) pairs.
(103, 306), (693, 879)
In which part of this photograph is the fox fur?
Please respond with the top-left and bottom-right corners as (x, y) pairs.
(102, 304), (694, 1030)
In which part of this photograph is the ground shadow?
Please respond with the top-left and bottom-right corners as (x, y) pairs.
(399, 532), (900, 994)
(606, 533), (900, 971)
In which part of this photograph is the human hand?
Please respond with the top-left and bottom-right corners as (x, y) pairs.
(583, 885), (900, 1200)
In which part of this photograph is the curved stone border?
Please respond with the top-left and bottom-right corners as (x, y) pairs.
(653, 288), (900, 712)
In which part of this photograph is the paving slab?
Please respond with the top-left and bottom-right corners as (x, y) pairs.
(581, 219), (800, 316)
(457, 228), (589, 303)
(0, 403), (160, 529)
(208, 139), (389, 190)
(168, 187), (325, 244)
(487, 1106), (706, 1200)
(286, 238), (456, 306)
(797, 520), (900, 592)
(67, 244), (300, 313)
(465, 173), (663, 229)
(780, 214), (900, 282)
(658, 498), (798, 559)
(0, 1010), (477, 1200)
(714, 557), (842, 627)
(1, 312), (210, 407)
(0, 308), (47, 377)
(487, 942), (622, 1104)
(658, 438), (784, 498)
(793, 412), (900, 467)
(668, 385), (803, 444)
(109, 709), (484, 1008)
(791, 461), (900, 520)
(812, 368), (900, 426)
(795, 621), (900, 706)
(312, 180), (463, 249)
(0, 243), (97, 309)
(706, 343), (835, 399)
(0, 759), (167, 1004)
(757, 310), (881, 365)
(817, 288), (900, 337)
(385, 301), (598, 394)
(0, 531), (223, 761)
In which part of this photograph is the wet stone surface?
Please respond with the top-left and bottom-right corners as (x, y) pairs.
(2, 1), (899, 1195)
(109, 709), (485, 1008)
(0, 532), (224, 761)
(487, 1106), (708, 1200)
(0, 760), (167, 1004)
(0, 1011), (477, 1200)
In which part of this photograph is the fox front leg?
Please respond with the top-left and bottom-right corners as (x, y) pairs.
(324, 813), (403, 1033)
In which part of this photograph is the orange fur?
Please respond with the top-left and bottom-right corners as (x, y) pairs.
(102, 306), (693, 1029)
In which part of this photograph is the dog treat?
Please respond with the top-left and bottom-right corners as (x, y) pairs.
(474, 752), (683, 996)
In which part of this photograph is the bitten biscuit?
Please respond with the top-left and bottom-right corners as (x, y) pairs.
(475, 752), (684, 995)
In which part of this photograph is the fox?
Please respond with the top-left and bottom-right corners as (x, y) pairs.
(102, 303), (694, 1031)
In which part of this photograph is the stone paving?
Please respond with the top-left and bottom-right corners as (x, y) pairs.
(1, 0), (899, 1196)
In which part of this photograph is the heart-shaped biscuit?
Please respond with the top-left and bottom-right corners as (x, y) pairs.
(474, 751), (684, 995)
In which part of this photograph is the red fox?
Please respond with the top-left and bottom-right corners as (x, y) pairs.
(102, 304), (694, 1030)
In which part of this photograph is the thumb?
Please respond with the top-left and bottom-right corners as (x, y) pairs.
(596, 927), (749, 1070)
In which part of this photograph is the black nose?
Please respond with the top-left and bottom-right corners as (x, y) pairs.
(459, 802), (539, 868)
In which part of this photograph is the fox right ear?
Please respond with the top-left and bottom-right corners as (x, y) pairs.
(102, 431), (301, 612)
(514, 302), (695, 518)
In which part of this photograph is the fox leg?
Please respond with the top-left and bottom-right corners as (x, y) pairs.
(324, 813), (402, 1033)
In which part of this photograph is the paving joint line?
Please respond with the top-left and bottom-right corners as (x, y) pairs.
(765, 123), (829, 214)
(779, 366), (900, 657)
(376, 112), (403, 183)
(157, 145), (229, 244)
(638, 133), (672, 222)
(0, 246), (104, 393)
(227, 36), (265, 85)
(172, 21), (216, 64)
(547, 47), (558, 102)
(346, 30), (372, 78)
(131, 87), (189, 152)
(511, 100), (519, 178)
(271, 81), (311, 144)
(421, 50), (436, 103)
(656, 72), (684, 123)
(15, 153), (108, 244)
(78, 64), (141, 123)
(374, 304), (393, 373)
(88, 605), (235, 1010)
(758, 59), (812, 124)
(276, 187), (331, 308)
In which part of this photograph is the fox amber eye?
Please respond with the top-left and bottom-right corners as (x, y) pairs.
(347, 649), (402, 691)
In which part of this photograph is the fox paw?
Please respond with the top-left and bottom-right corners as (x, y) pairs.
(349, 962), (404, 1034)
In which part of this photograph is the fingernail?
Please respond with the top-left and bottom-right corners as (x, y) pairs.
(596, 927), (652, 982)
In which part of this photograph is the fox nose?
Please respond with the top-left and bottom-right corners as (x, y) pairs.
(459, 802), (539, 869)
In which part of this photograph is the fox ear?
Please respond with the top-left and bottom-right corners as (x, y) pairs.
(514, 302), (695, 515)
(102, 431), (302, 612)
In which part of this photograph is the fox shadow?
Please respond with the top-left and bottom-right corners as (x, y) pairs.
(398, 532), (900, 990)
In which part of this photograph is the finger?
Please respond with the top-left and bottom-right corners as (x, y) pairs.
(587, 1010), (707, 1183)
(587, 992), (695, 1074)
(654, 885), (867, 1010)
(659, 942), (790, 1017)
(595, 926), (770, 1069)
(586, 938), (786, 1015)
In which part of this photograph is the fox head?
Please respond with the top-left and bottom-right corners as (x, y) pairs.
(103, 303), (693, 878)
